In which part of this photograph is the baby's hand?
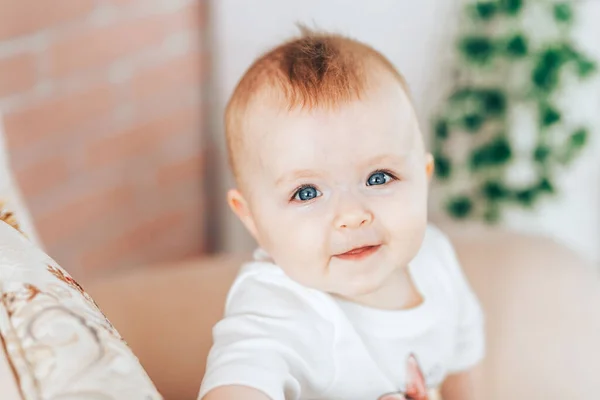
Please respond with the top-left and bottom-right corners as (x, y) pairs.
(379, 394), (407, 400)
(377, 354), (429, 400)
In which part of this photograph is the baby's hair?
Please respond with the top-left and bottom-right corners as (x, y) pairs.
(225, 26), (410, 180)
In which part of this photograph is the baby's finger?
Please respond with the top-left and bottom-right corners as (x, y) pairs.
(378, 394), (406, 400)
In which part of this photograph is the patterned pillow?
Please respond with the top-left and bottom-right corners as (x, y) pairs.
(0, 210), (162, 399)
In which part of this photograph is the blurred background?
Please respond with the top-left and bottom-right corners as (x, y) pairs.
(0, 0), (599, 281)
(0, 0), (207, 278)
(1, 2), (600, 399)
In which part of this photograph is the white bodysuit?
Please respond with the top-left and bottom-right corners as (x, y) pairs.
(199, 224), (485, 400)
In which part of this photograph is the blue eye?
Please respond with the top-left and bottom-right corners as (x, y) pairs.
(367, 171), (394, 186)
(293, 186), (321, 201)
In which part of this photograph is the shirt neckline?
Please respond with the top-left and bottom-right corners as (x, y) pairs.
(333, 249), (441, 338)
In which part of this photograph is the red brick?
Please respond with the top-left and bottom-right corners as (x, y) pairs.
(86, 107), (201, 167)
(36, 185), (135, 247)
(156, 153), (203, 186)
(135, 215), (205, 265)
(80, 210), (187, 272)
(105, 0), (139, 4)
(3, 84), (118, 149)
(0, 53), (37, 97)
(49, 2), (203, 77)
(131, 52), (204, 102)
(15, 157), (70, 198)
(0, 0), (96, 41)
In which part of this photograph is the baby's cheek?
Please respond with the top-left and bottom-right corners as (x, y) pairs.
(292, 213), (326, 242)
(381, 203), (424, 237)
(272, 220), (324, 262)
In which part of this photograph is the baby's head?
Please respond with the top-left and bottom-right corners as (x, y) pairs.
(226, 30), (434, 303)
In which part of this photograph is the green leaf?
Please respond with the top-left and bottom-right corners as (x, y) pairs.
(532, 65), (559, 92)
(434, 154), (452, 180)
(540, 103), (561, 127)
(499, 0), (522, 15)
(570, 128), (588, 148)
(487, 137), (512, 163)
(560, 43), (578, 61)
(462, 113), (485, 132)
(534, 145), (551, 163)
(449, 88), (474, 102)
(483, 203), (501, 223)
(514, 188), (538, 207)
(434, 119), (449, 140)
(505, 35), (528, 57)
(460, 36), (495, 64)
(552, 44), (597, 78)
(481, 181), (509, 201)
(559, 128), (589, 165)
(538, 177), (555, 194)
(447, 196), (473, 219)
(542, 48), (566, 68)
(472, 2), (497, 20)
(575, 57), (597, 78)
(481, 90), (506, 115)
(554, 3), (573, 23)
(470, 136), (512, 170)
(532, 48), (569, 92)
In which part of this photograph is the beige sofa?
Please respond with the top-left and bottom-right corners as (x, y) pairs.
(85, 225), (600, 400)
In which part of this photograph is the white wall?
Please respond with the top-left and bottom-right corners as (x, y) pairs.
(209, 0), (600, 263)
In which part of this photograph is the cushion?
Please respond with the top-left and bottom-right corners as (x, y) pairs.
(0, 217), (163, 399)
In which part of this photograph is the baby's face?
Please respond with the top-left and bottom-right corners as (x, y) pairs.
(231, 75), (432, 302)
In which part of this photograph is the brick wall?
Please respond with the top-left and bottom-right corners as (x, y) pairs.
(0, 0), (208, 279)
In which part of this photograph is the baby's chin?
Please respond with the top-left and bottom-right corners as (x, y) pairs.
(284, 266), (385, 299)
(279, 251), (405, 300)
(325, 267), (394, 300)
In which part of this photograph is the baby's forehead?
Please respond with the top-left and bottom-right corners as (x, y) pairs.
(232, 74), (419, 179)
(247, 82), (413, 133)
(244, 100), (418, 156)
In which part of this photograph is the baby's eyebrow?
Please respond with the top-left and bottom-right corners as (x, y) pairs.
(362, 154), (406, 168)
(275, 169), (320, 186)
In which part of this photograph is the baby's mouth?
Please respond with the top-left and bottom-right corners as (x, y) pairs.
(335, 244), (381, 261)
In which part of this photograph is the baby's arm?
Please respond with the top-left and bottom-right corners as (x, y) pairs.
(197, 272), (335, 400)
(203, 385), (271, 400)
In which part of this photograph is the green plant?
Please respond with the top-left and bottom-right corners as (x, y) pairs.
(433, 0), (596, 222)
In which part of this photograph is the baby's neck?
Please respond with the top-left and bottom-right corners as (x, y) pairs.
(342, 267), (423, 311)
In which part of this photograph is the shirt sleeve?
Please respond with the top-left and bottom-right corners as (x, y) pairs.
(433, 227), (486, 374)
(198, 270), (335, 400)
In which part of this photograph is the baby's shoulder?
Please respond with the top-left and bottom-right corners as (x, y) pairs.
(419, 224), (460, 267)
(415, 224), (467, 289)
(422, 223), (453, 251)
(225, 259), (341, 324)
(206, 260), (339, 397)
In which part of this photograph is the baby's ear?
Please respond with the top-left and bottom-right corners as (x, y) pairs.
(425, 153), (434, 181)
(227, 189), (258, 239)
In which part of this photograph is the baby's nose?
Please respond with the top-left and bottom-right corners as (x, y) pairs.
(333, 207), (373, 229)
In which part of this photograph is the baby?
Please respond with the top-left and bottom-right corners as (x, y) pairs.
(198, 30), (485, 400)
